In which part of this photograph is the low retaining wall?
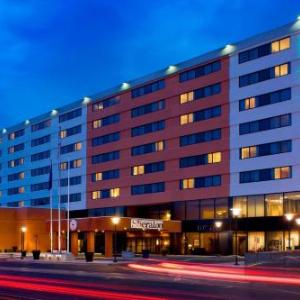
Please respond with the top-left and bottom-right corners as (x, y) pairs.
(245, 250), (300, 265)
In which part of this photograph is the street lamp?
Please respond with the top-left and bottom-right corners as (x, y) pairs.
(230, 208), (241, 265)
(21, 226), (27, 253)
(111, 217), (120, 263)
(214, 221), (223, 254)
(285, 213), (294, 250)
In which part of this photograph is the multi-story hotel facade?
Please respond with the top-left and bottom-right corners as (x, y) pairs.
(1, 20), (300, 256)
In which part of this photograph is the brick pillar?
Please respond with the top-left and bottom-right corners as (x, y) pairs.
(71, 232), (78, 256)
(105, 231), (113, 257)
(87, 231), (95, 253)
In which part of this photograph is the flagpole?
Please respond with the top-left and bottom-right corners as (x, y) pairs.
(58, 128), (61, 253)
(67, 159), (70, 253)
(49, 159), (53, 254)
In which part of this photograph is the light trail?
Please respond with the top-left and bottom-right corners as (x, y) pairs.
(128, 262), (300, 286)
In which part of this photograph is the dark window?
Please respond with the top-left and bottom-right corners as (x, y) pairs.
(61, 193), (81, 203)
(31, 182), (50, 192)
(91, 169), (120, 182)
(131, 80), (165, 98)
(193, 105), (221, 122)
(31, 135), (51, 147)
(131, 141), (164, 156)
(60, 142), (81, 154)
(179, 60), (221, 82)
(194, 83), (221, 100)
(59, 108), (82, 123)
(131, 100), (165, 118)
(31, 150), (50, 162)
(93, 97), (119, 111)
(92, 132), (120, 147)
(31, 197), (50, 206)
(61, 125), (81, 137)
(8, 129), (24, 140)
(31, 166), (51, 176)
(131, 182), (165, 195)
(180, 128), (221, 147)
(60, 176), (81, 186)
(131, 120), (165, 137)
(91, 150), (120, 164)
(31, 119), (51, 132)
(132, 161), (165, 175)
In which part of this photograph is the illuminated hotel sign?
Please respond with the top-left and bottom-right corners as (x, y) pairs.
(131, 218), (163, 230)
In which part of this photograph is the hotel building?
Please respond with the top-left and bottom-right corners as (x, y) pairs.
(1, 20), (300, 256)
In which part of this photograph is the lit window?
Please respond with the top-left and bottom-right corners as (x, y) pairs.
(241, 147), (249, 159)
(180, 91), (194, 104)
(133, 165), (145, 176)
(60, 130), (67, 138)
(275, 63), (289, 77)
(60, 162), (68, 170)
(92, 191), (100, 200)
(9, 133), (15, 140)
(155, 141), (164, 151)
(19, 187), (25, 194)
(110, 188), (120, 198)
(94, 172), (102, 181)
(249, 146), (257, 158)
(19, 172), (25, 179)
(208, 152), (222, 163)
(245, 97), (256, 110)
(75, 143), (82, 151)
(93, 120), (102, 129)
(182, 178), (195, 189)
(272, 37), (290, 53)
(73, 159), (82, 168)
(274, 167), (291, 179)
(180, 113), (194, 125)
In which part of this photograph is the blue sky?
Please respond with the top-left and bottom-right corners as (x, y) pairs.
(1, 0), (299, 128)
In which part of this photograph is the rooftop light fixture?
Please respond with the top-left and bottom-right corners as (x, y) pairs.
(25, 120), (30, 125)
(222, 44), (235, 55)
(82, 97), (91, 105)
(2, 128), (7, 134)
(121, 82), (130, 90)
(166, 65), (177, 74)
(51, 109), (58, 116)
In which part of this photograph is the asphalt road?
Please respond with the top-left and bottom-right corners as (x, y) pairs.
(0, 259), (300, 300)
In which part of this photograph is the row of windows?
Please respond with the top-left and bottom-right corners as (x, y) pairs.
(131, 100), (165, 118)
(131, 182), (165, 195)
(31, 150), (50, 162)
(31, 181), (50, 192)
(131, 120), (165, 137)
(180, 152), (222, 168)
(8, 172), (25, 182)
(180, 128), (221, 147)
(239, 37), (290, 64)
(93, 114), (120, 129)
(240, 166), (291, 183)
(239, 88), (291, 111)
(8, 157), (24, 168)
(92, 187), (120, 199)
(180, 105), (221, 125)
(60, 159), (82, 169)
(180, 175), (221, 189)
(60, 142), (82, 154)
(7, 187), (24, 195)
(93, 97), (119, 111)
(60, 176), (81, 187)
(92, 169), (120, 182)
(131, 141), (164, 156)
(31, 119), (51, 132)
(180, 83), (221, 104)
(239, 114), (291, 135)
(31, 166), (51, 177)
(9, 129), (24, 140)
(132, 161), (165, 176)
(61, 193), (81, 203)
(91, 150), (119, 164)
(240, 140), (292, 159)
(31, 135), (51, 147)
(239, 63), (290, 87)
(92, 132), (120, 147)
(179, 60), (221, 82)
(59, 108), (82, 123)
(8, 143), (24, 154)
(60, 125), (81, 138)
(131, 80), (165, 98)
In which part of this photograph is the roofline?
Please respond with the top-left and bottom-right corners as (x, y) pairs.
(2, 19), (300, 135)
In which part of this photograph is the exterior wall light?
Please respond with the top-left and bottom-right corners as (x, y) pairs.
(296, 218), (300, 225)
(285, 213), (294, 221)
(214, 221), (223, 229)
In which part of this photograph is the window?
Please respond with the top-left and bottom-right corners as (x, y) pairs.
(60, 125), (81, 138)
(92, 188), (120, 199)
(265, 193), (283, 216)
(131, 80), (165, 98)
(131, 182), (165, 195)
(283, 192), (300, 214)
(31, 182), (50, 192)
(61, 193), (81, 203)
(239, 114), (291, 135)
(132, 161), (164, 176)
(8, 157), (24, 168)
(179, 60), (221, 82)
(31, 197), (50, 206)
(60, 176), (81, 186)
(31, 119), (51, 132)
(31, 166), (50, 176)
(8, 187), (25, 195)
(92, 132), (120, 146)
(180, 92), (194, 104)
(93, 114), (120, 129)
(91, 150), (119, 164)
(60, 142), (82, 154)
(93, 97), (119, 111)
(31, 150), (50, 162)
(180, 175), (221, 189)
(180, 83), (221, 104)
(31, 135), (51, 147)
(247, 195), (264, 217)
(91, 169), (119, 182)
(60, 159), (82, 170)
(180, 152), (221, 168)
(180, 128), (221, 147)
(8, 143), (24, 154)
(240, 140), (292, 159)
(131, 100), (165, 117)
(180, 106), (221, 125)
(200, 199), (214, 219)
(215, 198), (228, 218)
(239, 37), (290, 63)
(131, 141), (164, 156)
(233, 197), (247, 217)
(59, 108), (82, 122)
(131, 120), (165, 137)
(239, 88), (291, 111)
(9, 129), (24, 140)
(240, 166), (292, 183)
(8, 172), (25, 181)
(239, 63), (290, 87)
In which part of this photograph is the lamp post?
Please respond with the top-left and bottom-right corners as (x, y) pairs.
(111, 217), (120, 263)
(21, 226), (27, 252)
(285, 213), (294, 250)
(214, 221), (223, 254)
(230, 208), (241, 265)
